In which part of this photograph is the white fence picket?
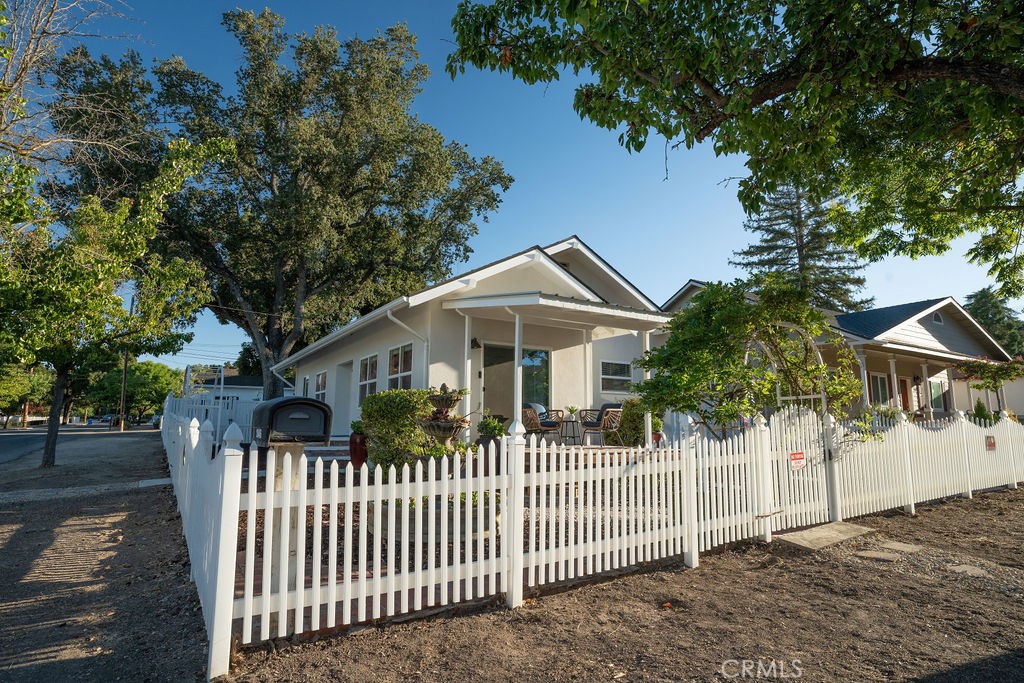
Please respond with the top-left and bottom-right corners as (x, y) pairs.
(161, 389), (1024, 681)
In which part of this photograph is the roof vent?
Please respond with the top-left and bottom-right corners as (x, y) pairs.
(932, 312), (944, 325)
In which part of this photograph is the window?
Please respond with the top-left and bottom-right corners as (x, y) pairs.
(930, 380), (947, 411)
(314, 370), (327, 403)
(869, 373), (890, 404)
(358, 355), (378, 406)
(388, 343), (413, 389)
(301, 376), (310, 398)
(932, 311), (944, 325)
(601, 361), (632, 393)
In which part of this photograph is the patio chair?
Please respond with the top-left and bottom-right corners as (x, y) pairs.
(522, 403), (563, 442)
(580, 404), (624, 446)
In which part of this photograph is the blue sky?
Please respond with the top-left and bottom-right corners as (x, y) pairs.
(99, 1), (1007, 369)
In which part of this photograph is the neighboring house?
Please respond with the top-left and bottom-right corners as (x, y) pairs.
(193, 375), (265, 402)
(273, 236), (670, 436)
(664, 283), (1013, 418)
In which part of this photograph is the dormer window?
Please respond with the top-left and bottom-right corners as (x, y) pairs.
(932, 312), (944, 325)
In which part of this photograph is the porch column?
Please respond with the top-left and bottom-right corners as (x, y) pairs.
(463, 312), (473, 442)
(966, 382), (974, 412)
(642, 330), (652, 447)
(920, 362), (933, 419)
(889, 357), (902, 410)
(948, 369), (958, 411)
(856, 352), (869, 408)
(999, 386), (1007, 412)
(583, 329), (593, 408)
(510, 313), (525, 438)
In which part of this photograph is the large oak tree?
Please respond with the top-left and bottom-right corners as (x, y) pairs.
(448, 1), (1024, 292)
(56, 11), (513, 397)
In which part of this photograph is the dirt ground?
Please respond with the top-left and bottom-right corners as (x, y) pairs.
(0, 437), (208, 682)
(0, 429), (167, 493)
(229, 488), (1024, 683)
(2, 430), (1021, 682)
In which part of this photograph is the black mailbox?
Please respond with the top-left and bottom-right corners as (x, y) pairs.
(251, 396), (332, 450)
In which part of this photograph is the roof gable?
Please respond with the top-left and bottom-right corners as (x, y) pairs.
(661, 279), (708, 312)
(836, 297), (1011, 361)
(406, 245), (602, 307)
(543, 236), (659, 311)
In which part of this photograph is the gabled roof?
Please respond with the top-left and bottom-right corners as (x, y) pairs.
(274, 236), (648, 372)
(833, 298), (946, 340)
(835, 296), (1012, 361)
(543, 235), (660, 311)
(661, 279), (708, 311)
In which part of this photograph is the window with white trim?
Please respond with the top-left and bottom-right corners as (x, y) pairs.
(314, 370), (327, 403)
(358, 355), (378, 406)
(601, 361), (632, 393)
(388, 343), (413, 390)
(869, 373), (890, 404)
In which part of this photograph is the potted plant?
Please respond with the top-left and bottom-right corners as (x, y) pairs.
(418, 384), (470, 450)
(476, 414), (505, 448)
(566, 405), (579, 419)
(349, 420), (368, 469)
(652, 414), (665, 446)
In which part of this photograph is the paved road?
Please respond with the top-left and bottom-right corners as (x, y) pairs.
(0, 425), (117, 465)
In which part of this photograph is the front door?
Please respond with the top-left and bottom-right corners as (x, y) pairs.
(898, 378), (911, 411)
(482, 345), (550, 423)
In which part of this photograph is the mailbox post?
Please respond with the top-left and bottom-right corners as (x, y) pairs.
(250, 397), (332, 635)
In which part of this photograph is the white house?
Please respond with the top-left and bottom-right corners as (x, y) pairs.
(275, 237), (1018, 438)
(273, 237), (670, 437)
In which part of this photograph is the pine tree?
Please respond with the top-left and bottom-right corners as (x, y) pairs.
(964, 287), (1024, 358)
(730, 186), (873, 312)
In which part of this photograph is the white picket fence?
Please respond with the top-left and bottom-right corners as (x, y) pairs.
(161, 398), (1024, 681)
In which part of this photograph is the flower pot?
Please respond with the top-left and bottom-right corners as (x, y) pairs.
(349, 433), (368, 469)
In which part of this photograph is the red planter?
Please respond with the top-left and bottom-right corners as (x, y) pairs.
(349, 433), (368, 469)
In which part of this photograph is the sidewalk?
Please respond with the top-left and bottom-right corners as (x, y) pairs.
(0, 431), (208, 681)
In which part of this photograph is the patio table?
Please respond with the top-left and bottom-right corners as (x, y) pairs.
(560, 417), (581, 445)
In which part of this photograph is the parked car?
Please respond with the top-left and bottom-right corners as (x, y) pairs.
(99, 415), (113, 423)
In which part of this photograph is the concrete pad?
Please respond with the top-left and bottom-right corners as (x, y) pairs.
(856, 550), (902, 562)
(881, 541), (924, 554)
(776, 522), (874, 550)
(947, 564), (991, 578)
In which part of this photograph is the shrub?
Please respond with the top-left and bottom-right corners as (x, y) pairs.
(360, 389), (431, 471)
(972, 398), (995, 423)
(477, 414), (505, 437)
(617, 397), (664, 447)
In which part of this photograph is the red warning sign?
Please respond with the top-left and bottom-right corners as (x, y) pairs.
(789, 451), (806, 471)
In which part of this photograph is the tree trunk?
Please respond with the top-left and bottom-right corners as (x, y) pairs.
(41, 366), (70, 468)
(3, 414), (10, 429)
(261, 359), (286, 399)
(22, 399), (29, 428)
(62, 398), (74, 425)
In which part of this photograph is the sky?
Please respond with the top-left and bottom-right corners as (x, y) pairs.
(86, 0), (1010, 369)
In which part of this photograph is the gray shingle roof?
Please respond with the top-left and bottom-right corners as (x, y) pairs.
(833, 298), (947, 340)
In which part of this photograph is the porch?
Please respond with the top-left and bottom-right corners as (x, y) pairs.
(437, 292), (670, 443)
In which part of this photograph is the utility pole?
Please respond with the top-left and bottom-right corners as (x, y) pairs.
(117, 296), (135, 433)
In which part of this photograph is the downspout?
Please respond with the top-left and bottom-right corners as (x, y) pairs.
(387, 310), (429, 388)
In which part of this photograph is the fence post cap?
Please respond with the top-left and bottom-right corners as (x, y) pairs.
(200, 419), (215, 434)
(223, 422), (244, 447)
(999, 409), (1011, 419)
(752, 413), (768, 428)
(954, 409), (967, 421)
(896, 412), (909, 423)
(188, 417), (201, 431)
